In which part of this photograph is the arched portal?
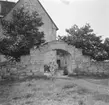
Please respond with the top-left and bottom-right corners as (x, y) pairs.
(30, 40), (79, 75)
(56, 49), (72, 75)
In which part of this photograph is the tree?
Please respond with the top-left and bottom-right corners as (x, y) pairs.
(103, 38), (109, 59)
(58, 23), (108, 61)
(0, 7), (45, 61)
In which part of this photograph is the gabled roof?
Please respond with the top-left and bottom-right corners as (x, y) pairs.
(4, 0), (58, 30)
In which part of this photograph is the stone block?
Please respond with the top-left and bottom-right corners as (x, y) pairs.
(26, 72), (33, 76)
(88, 66), (98, 73)
(33, 71), (44, 76)
(31, 69), (39, 73)
(11, 68), (17, 72)
(33, 72), (39, 75)
(4, 73), (10, 76)
(18, 76), (25, 79)
(20, 73), (26, 76)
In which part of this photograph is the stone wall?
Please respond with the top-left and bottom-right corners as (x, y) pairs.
(44, 50), (57, 65)
(89, 61), (109, 73)
(20, 41), (109, 75)
(0, 40), (109, 80)
(0, 60), (45, 80)
(73, 53), (109, 74)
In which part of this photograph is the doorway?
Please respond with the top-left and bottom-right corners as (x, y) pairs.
(57, 59), (61, 69)
(56, 49), (72, 75)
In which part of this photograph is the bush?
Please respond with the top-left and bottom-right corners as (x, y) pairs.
(44, 65), (50, 72)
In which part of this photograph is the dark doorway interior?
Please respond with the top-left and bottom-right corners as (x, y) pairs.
(57, 59), (61, 68)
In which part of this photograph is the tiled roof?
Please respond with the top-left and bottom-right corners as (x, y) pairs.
(0, 1), (15, 17)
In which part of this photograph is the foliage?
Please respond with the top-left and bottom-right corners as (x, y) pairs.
(44, 64), (50, 72)
(58, 23), (108, 61)
(103, 38), (109, 59)
(0, 7), (45, 61)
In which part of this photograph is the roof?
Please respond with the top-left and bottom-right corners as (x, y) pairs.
(3, 0), (59, 30)
(0, 1), (15, 17)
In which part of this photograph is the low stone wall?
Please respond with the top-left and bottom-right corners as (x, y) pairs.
(74, 54), (109, 74)
(0, 60), (44, 80)
(88, 61), (109, 73)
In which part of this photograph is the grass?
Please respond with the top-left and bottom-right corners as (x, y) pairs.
(12, 93), (34, 101)
(85, 79), (109, 86)
(0, 76), (109, 105)
(62, 83), (92, 95)
(13, 96), (22, 100)
(0, 78), (86, 105)
(68, 72), (109, 79)
(24, 93), (34, 99)
(76, 87), (92, 95)
(93, 92), (109, 103)
(78, 100), (86, 105)
(62, 84), (77, 89)
(25, 101), (33, 104)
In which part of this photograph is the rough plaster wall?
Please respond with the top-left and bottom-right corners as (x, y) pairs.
(20, 55), (31, 66)
(4, 0), (57, 42)
(44, 50), (58, 73)
(30, 48), (44, 73)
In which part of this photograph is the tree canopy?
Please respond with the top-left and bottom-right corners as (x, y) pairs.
(58, 24), (108, 61)
(0, 7), (45, 61)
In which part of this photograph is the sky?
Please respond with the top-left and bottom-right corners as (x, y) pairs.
(7, 0), (109, 39)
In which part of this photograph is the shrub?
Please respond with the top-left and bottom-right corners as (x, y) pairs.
(44, 64), (50, 72)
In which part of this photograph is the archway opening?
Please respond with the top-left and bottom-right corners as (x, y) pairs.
(44, 48), (72, 76)
(56, 49), (72, 76)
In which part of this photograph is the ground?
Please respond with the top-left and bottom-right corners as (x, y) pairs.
(0, 76), (109, 105)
